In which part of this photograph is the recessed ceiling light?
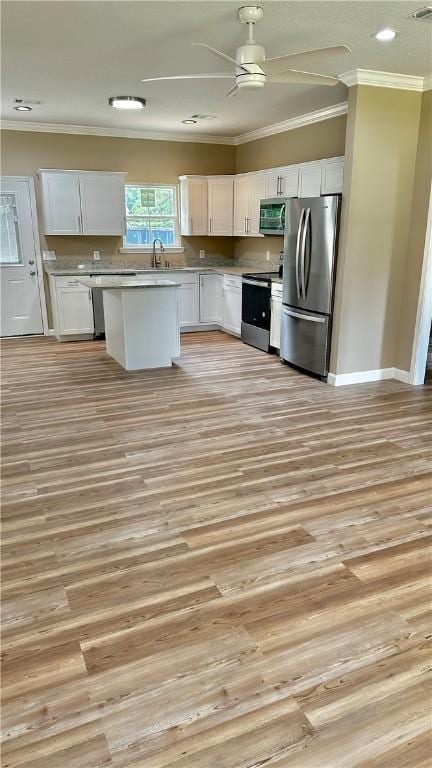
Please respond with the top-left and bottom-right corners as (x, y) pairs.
(182, 119), (197, 125)
(109, 96), (146, 110)
(14, 104), (32, 112)
(374, 28), (398, 41)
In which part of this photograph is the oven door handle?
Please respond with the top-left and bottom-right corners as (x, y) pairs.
(243, 278), (269, 288)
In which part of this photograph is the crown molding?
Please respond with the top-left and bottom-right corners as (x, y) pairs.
(233, 103), (348, 145)
(1, 103), (348, 147)
(423, 74), (432, 91)
(0, 119), (236, 145)
(339, 69), (427, 92)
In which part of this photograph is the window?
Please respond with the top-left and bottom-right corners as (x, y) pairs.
(0, 193), (23, 265)
(124, 184), (180, 249)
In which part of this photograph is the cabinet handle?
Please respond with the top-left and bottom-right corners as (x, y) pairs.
(244, 216), (247, 234)
(246, 217), (250, 234)
(190, 217), (193, 234)
(209, 217), (212, 233)
(88, 291), (92, 302)
(77, 214), (82, 232)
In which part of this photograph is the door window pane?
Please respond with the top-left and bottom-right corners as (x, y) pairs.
(0, 193), (23, 265)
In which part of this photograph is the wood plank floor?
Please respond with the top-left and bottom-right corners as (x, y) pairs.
(1, 331), (431, 768)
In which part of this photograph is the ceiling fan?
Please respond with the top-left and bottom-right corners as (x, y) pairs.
(142, 5), (351, 97)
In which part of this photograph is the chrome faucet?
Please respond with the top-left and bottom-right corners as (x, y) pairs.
(152, 238), (164, 269)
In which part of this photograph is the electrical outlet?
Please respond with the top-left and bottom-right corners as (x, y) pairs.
(199, 250), (205, 259)
(42, 250), (56, 261)
(93, 251), (101, 261)
(266, 250), (271, 262)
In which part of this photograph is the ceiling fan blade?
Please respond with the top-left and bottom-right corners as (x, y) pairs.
(267, 69), (341, 87)
(141, 73), (234, 83)
(226, 83), (239, 98)
(191, 42), (250, 74)
(263, 45), (351, 76)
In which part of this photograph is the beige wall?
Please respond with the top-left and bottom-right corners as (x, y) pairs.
(330, 85), (423, 375)
(235, 115), (347, 173)
(0, 129), (236, 264)
(395, 90), (432, 371)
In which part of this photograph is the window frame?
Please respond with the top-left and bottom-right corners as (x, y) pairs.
(122, 182), (183, 252)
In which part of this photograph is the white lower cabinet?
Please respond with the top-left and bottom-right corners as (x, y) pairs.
(270, 284), (283, 350)
(169, 273), (199, 327)
(199, 273), (223, 324)
(50, 276), (94, 340)
(223, 275), (242, 336)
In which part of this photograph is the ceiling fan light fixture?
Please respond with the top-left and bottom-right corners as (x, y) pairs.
(182, 119), (197, 124)
(14, 104), (32, 111)
(109, 96), (146, 110)
(374, 28), (398, 41)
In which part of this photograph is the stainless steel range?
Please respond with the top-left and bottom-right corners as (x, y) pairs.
(241, 272), (279, 352)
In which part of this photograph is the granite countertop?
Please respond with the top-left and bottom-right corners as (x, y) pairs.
(78, 276), (179, 289)
(45, 263), (273, 278)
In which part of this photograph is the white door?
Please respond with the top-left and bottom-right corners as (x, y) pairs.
(39, 172), (82, 234)
(79, 173), (125, 235)
(1, 178), (44, 336)
(208, 177), (234, 236)
(233, 176), (250, 236)
(249, 174), (267, 236)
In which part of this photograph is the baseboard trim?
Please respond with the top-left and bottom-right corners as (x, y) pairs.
(328, 367), (412, 386)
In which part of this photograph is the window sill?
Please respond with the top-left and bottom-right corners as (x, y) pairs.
(120, 246), (184, 254)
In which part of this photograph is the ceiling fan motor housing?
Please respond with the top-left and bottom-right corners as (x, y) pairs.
(235, 42), (266, 88)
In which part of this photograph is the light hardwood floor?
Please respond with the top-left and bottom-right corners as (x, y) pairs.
(1, 331), (431, 768)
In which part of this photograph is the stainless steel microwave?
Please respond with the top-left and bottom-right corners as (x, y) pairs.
(259, 198), (287, 235)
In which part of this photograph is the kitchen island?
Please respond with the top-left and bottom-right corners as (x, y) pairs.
(78, 276), (180, 370)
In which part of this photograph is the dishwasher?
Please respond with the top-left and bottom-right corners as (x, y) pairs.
(90, 273), (136, 337)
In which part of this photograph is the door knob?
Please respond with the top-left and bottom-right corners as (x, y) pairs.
(29, 270), (36, 276)
(29, 260), (34, 265)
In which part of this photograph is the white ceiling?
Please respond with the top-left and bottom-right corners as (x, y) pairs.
(2, 1), (431, 138)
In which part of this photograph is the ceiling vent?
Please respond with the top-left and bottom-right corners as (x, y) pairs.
(408, 6), (432, 21)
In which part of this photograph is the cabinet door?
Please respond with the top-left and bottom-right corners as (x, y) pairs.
(189, 178), (208, 235)
(40, 172), (82, 235)
(321, 159), (344, 194)
(223, 286), (242, 335)
(298, 164), (322, 198)
(249, 173), (267, 236)
(178, 282), (199, 326)
(57, 286), (94, 334)
(280, 167), (299, 198)
(270, 298), (282, 349)
(208, 178), (234, 236)
(233, 176), (251, 236)
(266, 170), (282, 198)
(199, 273), (223, 323)
(79, 173), (125, 235)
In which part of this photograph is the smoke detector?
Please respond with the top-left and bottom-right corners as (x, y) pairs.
(408, 6), (432, 21)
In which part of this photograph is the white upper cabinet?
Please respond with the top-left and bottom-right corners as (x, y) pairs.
(179, 176), (208, 235)
(208, 176), (234, 236)
(248, 173), (267, 236)
(40, 172), (82, 235)
(321, 157), (344, 195)
(233, 172), (266, 237)
(79, 173), (125, 235)
(39, 170), (126, 235)
(233, 175), (251, 236)
(266, 167), (299, 199)
(298, 163), (322, 198)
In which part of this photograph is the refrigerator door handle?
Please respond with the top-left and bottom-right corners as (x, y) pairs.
(300, 207), (311, 300)
(282, 307), (326, 324)
(295, 209), (305, 302)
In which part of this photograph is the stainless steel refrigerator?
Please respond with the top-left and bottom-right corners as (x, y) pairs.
(280, 195), (340, 378)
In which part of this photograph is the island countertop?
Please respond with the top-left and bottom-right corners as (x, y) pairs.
(77, 276), (180, 289)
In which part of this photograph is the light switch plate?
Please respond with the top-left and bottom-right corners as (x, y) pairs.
(42, 250), (56, 261)
(93, 251), (101, 261)
(199, 250), (205, 259)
